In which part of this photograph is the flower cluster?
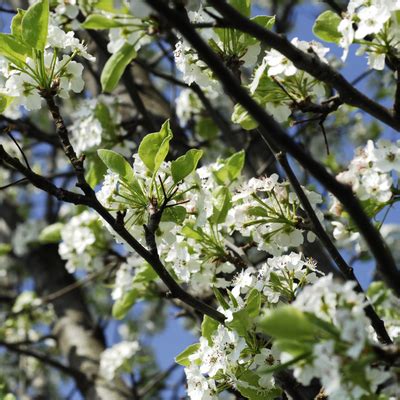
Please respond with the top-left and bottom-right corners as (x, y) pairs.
(69, 95), (125, 156)
(271, 275), (398, 400)
(338, 0), (400, 68)
(58, 211), (110, 274)
(247, 38), (329, 123)
(228, 174), (322, 255)
(99, 340), (140, 381)
(331, 139), (400, 219)
(174, 6), (262, 89)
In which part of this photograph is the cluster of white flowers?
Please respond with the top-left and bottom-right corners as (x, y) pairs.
(276, 274), (396, 400)
(58, 211), (110, 273)
(338, 0), (400, 68)
(99, 340), (140, 381)
(0, 22), (93, 113)
(111, 255), (143, 301)
(174, 6), (261, 88)
(230, 252), (320, 304)
(228, 173), (322, 255)
(331, 139), (400, 219)
(185, 324), (280, 400)
(69, 95), (125, 156)
(249, 38), (329, 122)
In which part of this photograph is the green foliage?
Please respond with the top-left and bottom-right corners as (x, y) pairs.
(232, 103), (258, 130)
(101, 43), (137, 93)
(0, 33), (31, 65)
(10, 9), (25, 41)
(171, 149), (203, 183)
(82, 14), (128, 29)
(22, 0), (49, 52)
(175, 343), (200, 367)
(201, 315), (220, 345)
(85, 153), (108, 187)
(259, 306), (325, 340)
(0, 95), (15, 113)
(313, 10), (342, 44)
(97, 149), (135, 185)
(138, 120), (173, 174)
(237, 370), (282, 400)
(112, 264), (157, 319)
(210, 186), (232, 225)
(38, 222), (63, 243)
(0, 243), (11, 256)
(213, 150), (245, 185)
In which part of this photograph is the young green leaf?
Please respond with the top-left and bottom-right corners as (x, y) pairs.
(232, 103), (258, 130)
(0, 94), (15, 113)
(138, 120), (173, 173)
(22, 0), (49, 52)
(101, 43), (137, 93)
(171, 148), (203, 183)
(0, 33), (31, 64)
(82, 14), (128, 29)
(258, 306), (320, 340)
(201, 315), (219, 345)
(210, 186), (231, 225)
(11, 9), (25, 41)
(313, 10), (342, 44)
(38, 222), (64, 243)
(0, 243), (12, 256)
(97, 149), (135, 184)
(112, 287), (142, 319)
(237, 370), (282, 400)
(213, 150), (245, 185)
(175, 343), (200, 367)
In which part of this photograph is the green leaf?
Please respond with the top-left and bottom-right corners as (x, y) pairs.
(171, 148), (203, 183)
(258, 306), (320, 340)
(213, 150), (245, 185)
(11, 9), (26, 41)
(101, 43), (137, 93)
(313, 10), (342, 44)
(210, 186), (231, 225)
(38, 223), (63, 243)
(182, 225), (204, 241)
(0, 243), (12, 256)
(112, 264), (157, 319)
(0, 33), (31, 64)
(85, 153), (107, 187)
(252, 15), (275, 30)
(230, 0), (251, 17)
(246, 289), (261, 318)
(201, 315), (219, 345)
(228, 308), (250, 337)
(93, 0), (130, 14)
(175, 343), (200, 367)
(0, 94), (15, 114)
(213, 287), (230, 311)
(22, 0), (49, 52)
(82, 14), (128, 29)
(97, 149), (135, 184)
(161, 206), (187, 224)
(112, 287), (142, 319)
(138, 120), (173, 173)
(232, 103), (258, 130)
(237, 370), (282, 400)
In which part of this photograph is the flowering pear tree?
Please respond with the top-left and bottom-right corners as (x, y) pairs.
(1, 0), (400, 398)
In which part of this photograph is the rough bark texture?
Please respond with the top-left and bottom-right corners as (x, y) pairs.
(30, 244), (130, 400)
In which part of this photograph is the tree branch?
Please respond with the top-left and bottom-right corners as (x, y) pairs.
(145, 0), (400, 299)
(208, 0), (400, 132)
